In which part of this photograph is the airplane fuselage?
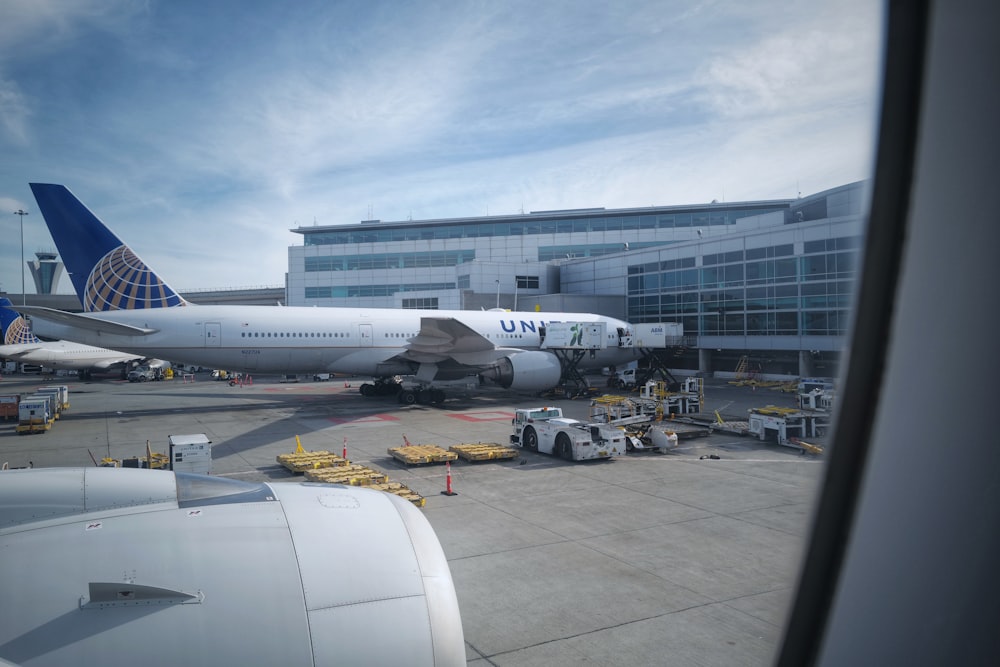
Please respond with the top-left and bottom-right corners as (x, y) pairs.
(0, 341), (140, 371)
(29, 306), (637, 376)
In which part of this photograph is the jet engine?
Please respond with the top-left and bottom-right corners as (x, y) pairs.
(482, 351), (563, 392)
(0, 468), (465, 667)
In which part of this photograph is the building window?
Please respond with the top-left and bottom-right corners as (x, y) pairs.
(402, 298), (439, 309)
(515, 275), (539, 289)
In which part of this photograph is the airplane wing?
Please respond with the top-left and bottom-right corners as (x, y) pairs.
(11, 306), (157, 336)
(90, 356), (142, 369)
(401, 317), (514, 365)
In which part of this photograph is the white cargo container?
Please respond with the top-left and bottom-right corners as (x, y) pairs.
(632, 323), (684, 348)
(38, 385), (70, 411)
(540, 321), (607, 350)
(16, 398), (52, 434)
(168, 433), (213, 474)
(25, 393), (59, 420)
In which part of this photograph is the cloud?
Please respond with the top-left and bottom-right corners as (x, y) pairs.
(0, 0), (882, 294)
(698, 7), (880, 120)
(0, 78), (30, 144)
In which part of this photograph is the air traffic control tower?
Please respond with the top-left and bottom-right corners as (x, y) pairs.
(27, 250), (64, 295)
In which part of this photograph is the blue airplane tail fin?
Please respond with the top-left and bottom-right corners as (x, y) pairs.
(28, 183), (188, 312)
(0, 297), (41, 345)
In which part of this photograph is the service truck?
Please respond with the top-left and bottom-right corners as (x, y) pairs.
(510, 406), (625, 461)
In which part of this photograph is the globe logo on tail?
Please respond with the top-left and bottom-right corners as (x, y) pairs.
(84, 246), (186, 311)
(3, 315), (37, 345)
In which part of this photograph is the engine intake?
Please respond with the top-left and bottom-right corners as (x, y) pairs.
(483, 351), (563, 391)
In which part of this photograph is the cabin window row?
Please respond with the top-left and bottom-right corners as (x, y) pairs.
(240, 332), (350, 338)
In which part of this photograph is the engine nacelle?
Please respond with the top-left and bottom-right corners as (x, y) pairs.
(483, 351), (563, 391)
(0, 468), (465, 666)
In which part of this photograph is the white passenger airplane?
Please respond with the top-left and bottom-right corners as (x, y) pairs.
(0, 296), (161, 379)
(17, 183), (638, 403)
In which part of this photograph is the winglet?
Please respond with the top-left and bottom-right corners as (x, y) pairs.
(0, 297), (41, 345)
(28, 183), (188, 312)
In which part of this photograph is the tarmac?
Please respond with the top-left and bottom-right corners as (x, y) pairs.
(0, 372), (824, 666)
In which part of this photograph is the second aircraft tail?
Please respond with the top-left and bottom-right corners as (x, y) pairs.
(28, 183), (188, 312)
(0, 297), (41, 345)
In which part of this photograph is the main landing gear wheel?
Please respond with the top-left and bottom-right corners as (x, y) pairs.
(360, 378), (402, 397)
(397, 388), (446, 405)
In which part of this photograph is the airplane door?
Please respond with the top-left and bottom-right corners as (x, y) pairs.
(359, 323), (373, 347)
(205, 322), (221, 347)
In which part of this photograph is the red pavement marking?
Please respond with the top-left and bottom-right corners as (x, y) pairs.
(447, 411), (515, 422)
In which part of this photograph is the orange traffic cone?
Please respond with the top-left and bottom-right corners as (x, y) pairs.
(441, 461), (457, 496)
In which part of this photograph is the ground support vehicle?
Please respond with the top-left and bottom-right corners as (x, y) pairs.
(633, 377), (703, 417)
(798, 388), (835, 411)
(747, 406), (829, 453)
(388, 445), (457, 465)
(510, 406), (625, 461)
(128, 365), (163, 382)
(449, 443), (519, 461)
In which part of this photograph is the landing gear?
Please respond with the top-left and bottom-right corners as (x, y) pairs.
(359, 377), (401, 397)
(360, 377), (446, 405)
(397, 388), (445, 405)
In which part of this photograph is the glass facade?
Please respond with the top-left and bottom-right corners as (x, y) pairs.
(305, 282), (455, 299)
(402, 297), (439, 309)
(304, 250), (474, 271)
(537, 242), (666, 261)
(301, 207), (787, 246)
(627, 236), (862, 337)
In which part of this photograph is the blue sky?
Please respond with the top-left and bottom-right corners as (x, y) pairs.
(0, 0), (881, 294)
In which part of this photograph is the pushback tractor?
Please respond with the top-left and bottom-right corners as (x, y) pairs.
(510, 406), (625, 461)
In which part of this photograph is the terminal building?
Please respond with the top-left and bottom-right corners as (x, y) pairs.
(6, 181), (865, 380)
(288, 181), (867, 378)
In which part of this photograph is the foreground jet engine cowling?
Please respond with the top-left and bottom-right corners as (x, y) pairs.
(0, 468), (465, 667)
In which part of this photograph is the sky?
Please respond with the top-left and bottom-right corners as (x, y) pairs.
(0, 0), (882, 295)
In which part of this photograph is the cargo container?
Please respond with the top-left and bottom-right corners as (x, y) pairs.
(540, 321), (607, 350)
(37, 385), (70, 411)
(16, 397), (51, 434)
(169, 434), (213, 474)
(0, 395), (20, 421)
(25, 392), (59, 421)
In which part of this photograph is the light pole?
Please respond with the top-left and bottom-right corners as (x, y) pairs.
(13, 209), (28, 305)
(495, 279), (500, 309)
